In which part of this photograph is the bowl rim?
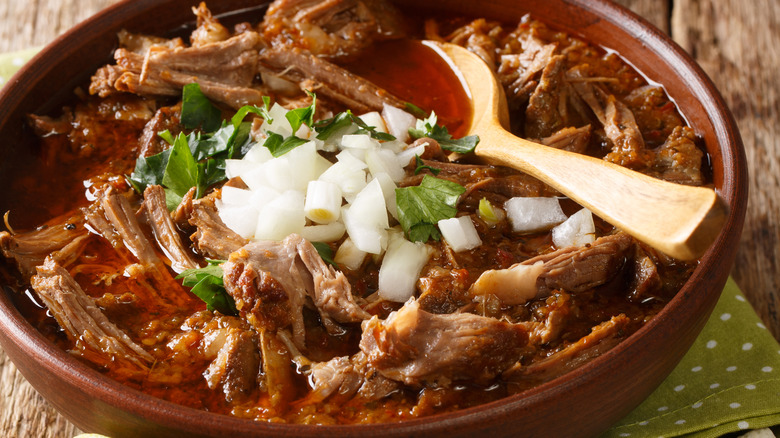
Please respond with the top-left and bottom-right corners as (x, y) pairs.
(0, 0), (748, 436)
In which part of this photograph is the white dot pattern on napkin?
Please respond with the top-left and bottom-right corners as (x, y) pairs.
(721, 313), (732, 321)
(743, 342), (753, 351)
(707, 340), (718, 349)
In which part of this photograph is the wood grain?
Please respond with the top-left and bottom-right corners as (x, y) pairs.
(0, 0), (777, 437)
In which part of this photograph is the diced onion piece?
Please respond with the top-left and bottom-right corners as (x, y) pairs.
(240, 164), (272, 192)
(341, 134), (379, 150)
(217, 202), (259, 239)
(243, 143), (274, 164)
(220, 186), (253, 206)
(304, 180), (342, 224)
(254, 190), (305, 241)
(366, 148), (405, 182)
(438, 216), (482, 252)
(469, 261), (545, 305)
(260, 72), (299, 96)
(359, 111), (388, 134)
(283, 141), (322, 191)
(395, 142), (428, 168)
(224, 159), (259, 181)
(378, 232), (433, 302)
(261, 103), (293, 137)
(382, 103), (416, 143)
(372, 173), (398, 220)
(342, 179), (389, 254)
(248, 186), (280, 210)
(478, 198), (505, 226)
(552, 208), (596, 248)
(504, 197), (567, 233)
(259, 156), (295, 192)
(300, 221), (346, 243)
(334, 237), (367, 271)
(318, 150), (369, 201)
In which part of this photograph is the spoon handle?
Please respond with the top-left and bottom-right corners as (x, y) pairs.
(476, 126), (727, 260)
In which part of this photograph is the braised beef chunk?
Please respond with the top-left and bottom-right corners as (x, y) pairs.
(531, 232), (633, 296)
(0, 214), (88, 279)
(142, 185), (199, 273)
(188, 192), (249, 260)
(306, 352), (398, 403)
(262, 0), (406, 60)
(91, 30), (265, 109)
(258, 47), (406, 113)
(222, 234), (369, 350)
(360, 299), (530, 386)
(138, 104), (181, 158)
(204, 327), (261, 403)
(504, 314), (629, 388)
(31, 257), (154, 367)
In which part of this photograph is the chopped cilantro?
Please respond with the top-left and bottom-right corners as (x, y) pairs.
(263, 132), (309, 157)
(408, 111), (479, 154)
(177, 260), (237, 316)
(181, 83), (222, 132)
(311, 241), (338, 267)
(414, 155), (441, 175)
(314, 110), (395, 141)
(395, 175), (466, 242)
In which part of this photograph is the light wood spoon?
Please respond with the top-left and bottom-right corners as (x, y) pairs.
(426, 41), (727, 260)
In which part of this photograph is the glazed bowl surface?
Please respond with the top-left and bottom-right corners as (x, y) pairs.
(0, 0), (747, 437)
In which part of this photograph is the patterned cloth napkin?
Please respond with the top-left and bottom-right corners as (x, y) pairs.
(2, 49), (779, 438)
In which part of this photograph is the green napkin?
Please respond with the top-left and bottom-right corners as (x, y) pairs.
(2, 50), (779, 438)
(603, 277), (780, 438)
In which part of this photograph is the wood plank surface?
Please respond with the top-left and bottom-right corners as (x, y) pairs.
(0, 0), (777, 437)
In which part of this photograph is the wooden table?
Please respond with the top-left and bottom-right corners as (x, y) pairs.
(0, 0), (778, 436)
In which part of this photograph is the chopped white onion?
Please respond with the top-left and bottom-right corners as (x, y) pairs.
(220, 186), (253, 206)
(341, 133), (379, 150)
(254, 190), (305, 241)
(304, 180), (342, 224)
(300, 222), (346, 243)
(243, 143), (274, 163)
(395, 142), (428, 168)
(224, 158), (259, 181)
(261, 103), (293, 137)
(334, 237), (367, 271)
(378, 232), (433, 302)
(504, 197), (567, 233)
(358, 111), (388, 134)
(366, 147), (405, 183)
(342, 179), (389, 254)
(382, 104), (416, 143)
(216, 202), (259, 239)
(469, 261), (545, 305)
(552, 208), (596, 248)
(248, 185), (281, 210)
(438, 216), (482, 252)
(372, 172), (398, 220)
(284, 141), (322, 191)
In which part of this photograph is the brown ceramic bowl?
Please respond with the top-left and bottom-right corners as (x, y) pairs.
(0, 0), (747, 437)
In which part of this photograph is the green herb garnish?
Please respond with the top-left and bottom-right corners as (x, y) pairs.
(314, 110), (396, 141)
(414, 155), (441, 175)
(181, 83), (222, 132)
(395, 175), (466, 242)
(311, 241), (338, 267)
(408, 111), (479, 154)
(177, 260), (237, 316)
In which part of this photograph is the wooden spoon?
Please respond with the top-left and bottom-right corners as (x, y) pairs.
(426, 41), (727, 260)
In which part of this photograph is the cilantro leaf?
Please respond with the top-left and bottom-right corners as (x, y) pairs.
(314, 110), (396, 141)
(408, 111), (479, 154)
(162, 133), (199, 197)
(263, 132), (308, 157)
(285, 90), (317, 134)
(311, 241), (338, 267)
(181, 83), (221, 132)
(414, 155), (441, 175)
(395, 175), (466, 242)
(177, 261), (237, 316)
(404, 102), (428, 119)
(127, 148), (171, 193)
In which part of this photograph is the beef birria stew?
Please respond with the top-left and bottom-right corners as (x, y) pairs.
(0, 0), (707, 425)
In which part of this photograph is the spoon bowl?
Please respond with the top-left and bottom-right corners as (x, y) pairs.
(427, 41), (727, 260)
